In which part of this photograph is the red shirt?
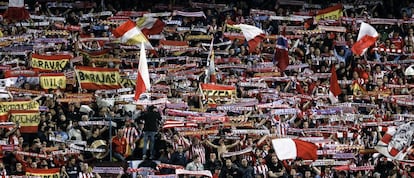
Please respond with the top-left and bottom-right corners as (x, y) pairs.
(112, 136), (127, 154)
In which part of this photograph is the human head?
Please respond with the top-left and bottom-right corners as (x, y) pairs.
(225, 159), (232, 168)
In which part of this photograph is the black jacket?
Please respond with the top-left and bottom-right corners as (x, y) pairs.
(139, 110), (161, 132)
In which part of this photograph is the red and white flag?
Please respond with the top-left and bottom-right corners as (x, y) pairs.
(207, 39), (216, 83)
(231, 24), (265, 53)
(329, 64), (341, 103)
(136, 16), (165, 36)
(134, 43), (151, 101)
(272, 138), (318, 160)
(375, 121), (414, 160)
(351, 22), (378, 55)
(112, 20), (153, 49)
(3, 0), (29, 21)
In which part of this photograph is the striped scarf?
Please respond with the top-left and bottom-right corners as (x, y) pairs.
(78, 172), (93, 178)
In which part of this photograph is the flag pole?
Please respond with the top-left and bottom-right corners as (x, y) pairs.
(206, 38), (216, 83)
(74, 67), (83, 93)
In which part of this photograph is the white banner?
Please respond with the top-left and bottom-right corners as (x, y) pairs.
(271, 108), (300, 115)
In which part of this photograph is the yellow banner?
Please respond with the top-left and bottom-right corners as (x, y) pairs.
(76, 66), (120, 90)
(201, 84), (237, 105)
(0, 101), (39, 121)
(31, 54), (71, 71)
(119, 78), (136, 88)
(315, 4), (343, 21)
(185, 35), (212, 41)
(9, 111), (40, 133)
(26, 167), (60, 178)
(39, 74), (66, 89)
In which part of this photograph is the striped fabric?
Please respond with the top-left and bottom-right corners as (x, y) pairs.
(112, 20), (152, 48)
(172, 137), (190, 150)
(123, 127), (140, 150)
(254, 164), (268, 178)
(278, 122), (290, 137)
(78, 172), (94, 178)
(188, 144), (206, 164)
(373, 47), (403, 53)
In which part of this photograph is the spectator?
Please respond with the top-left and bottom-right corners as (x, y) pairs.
(170, 145), (188, 167)
(139, 105), (162, 159)
(204, 152), (222, 175)
(186, 155), (204, 171)
(267, 155), (286, 178)
(237, 158), (254, 178)
(112, 129), (128, 162)
(219, 159), (239, 178)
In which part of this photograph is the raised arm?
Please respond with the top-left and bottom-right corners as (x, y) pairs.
(205, 139), (219, 149)
(226, 140), (241, 149)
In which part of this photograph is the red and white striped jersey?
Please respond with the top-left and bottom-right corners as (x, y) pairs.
(123, 126), (140, 150)
(277, 122), (290, 137)
(172, 137), (190, 150)
(188, 144), (206, 164)
(254, 164), (268, 178)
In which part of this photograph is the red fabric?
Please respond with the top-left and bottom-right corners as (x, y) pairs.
(3, 7), (29, 21)
(330, 65), (341, 96)
(275, 37), (289, 72)
(141, 19), (165, 36)
(134, 72), (147, 101)
(293, 139), (318, 160)
(351, 35), (377, 55)
(112, 136), (127, 155)
(112, 20), (136, 38)
(248, 34), (265, 53)
(334, 165), (350, 171)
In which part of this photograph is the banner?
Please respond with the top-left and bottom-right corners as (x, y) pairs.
(200, 83), (237, 104)
(175, 169), (212, 178)
(222, 146), (253, 158)
(180, 130), (219, 136)
(76, 66), (121, 90)
(56, 98), (93, 103)
(4, 70), (39, 86)
(0, 101), (39, 121)
(315, 4), (343, 21)
(26, 167), (60, 177)
(31, 53), (71, 71)
(9, 110), (40, 133)
(39, 73), (66, 89)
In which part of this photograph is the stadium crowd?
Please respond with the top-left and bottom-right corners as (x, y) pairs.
(0, 0), (414, 178)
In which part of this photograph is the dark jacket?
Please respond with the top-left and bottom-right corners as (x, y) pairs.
(169, 151), (187, 166)
(219, 165), (239, 178)
(238, 165), (254, 178)
(139, 109), (161, 132)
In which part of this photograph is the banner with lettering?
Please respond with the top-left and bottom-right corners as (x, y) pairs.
(39, 73), (66, 89)
(0, 101), (39, 122)
(75, 66), (121, 90)
(4, 70), (39, 86)
(200, 83), (237, 105)
(315, 4), (343, 21)
(25, 167), (60, 177)
(9, 110), (40, 133)
(31, 53), (72, 71)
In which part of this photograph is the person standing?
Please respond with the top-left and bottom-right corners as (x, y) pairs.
(139, 105), (162, 159)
